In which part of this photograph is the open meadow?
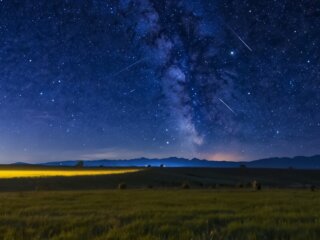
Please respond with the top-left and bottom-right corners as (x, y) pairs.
(0, 189), (319, 240)
(0, 166), (319, 239)
(0, 166), (320, 191)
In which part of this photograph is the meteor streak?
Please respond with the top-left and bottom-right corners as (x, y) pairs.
(109, 58), (147, 78)
(226, 25), (252, 52)
(218, 98), (236, 115)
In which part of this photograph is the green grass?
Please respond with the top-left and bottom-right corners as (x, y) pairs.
(0, 189), (319, 240)
(0, 166), (319, 239)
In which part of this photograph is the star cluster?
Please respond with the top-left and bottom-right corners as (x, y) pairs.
(0, 0), (319, 163)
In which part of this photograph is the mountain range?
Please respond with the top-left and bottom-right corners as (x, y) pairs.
(27, 155), (320, 169)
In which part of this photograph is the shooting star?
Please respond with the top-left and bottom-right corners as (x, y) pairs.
(109, 58), (147, 78)
(218, 98), (237, 116)
(226, 25), (252, 52)
(123, 89), (136, 96)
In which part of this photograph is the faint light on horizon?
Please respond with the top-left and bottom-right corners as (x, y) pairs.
(205, 152), (245, 162)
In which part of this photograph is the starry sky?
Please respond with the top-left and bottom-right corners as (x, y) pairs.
(0, 0), (319, 163)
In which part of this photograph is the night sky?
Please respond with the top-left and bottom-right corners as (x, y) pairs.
(0, 0), (319, 163)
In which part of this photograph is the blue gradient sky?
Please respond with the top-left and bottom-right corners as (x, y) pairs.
(0, 0), (319, 163)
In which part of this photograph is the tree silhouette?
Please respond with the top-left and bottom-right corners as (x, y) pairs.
(76, 160), (84, 168)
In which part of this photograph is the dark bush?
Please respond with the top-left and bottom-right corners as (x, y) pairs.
(310, 185), (316, 191)
(236, 183), (244, 188)
(181, 182), (190, 189)
(118, 183), (127, 189)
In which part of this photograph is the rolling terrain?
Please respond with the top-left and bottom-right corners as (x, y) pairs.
(0, 165), (319, 191)
(0, 165), (319, 239)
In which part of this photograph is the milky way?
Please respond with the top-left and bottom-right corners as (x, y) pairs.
(0, 0), (319, 163)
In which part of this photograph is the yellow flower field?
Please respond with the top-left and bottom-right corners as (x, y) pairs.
(0, 169), (140, 178)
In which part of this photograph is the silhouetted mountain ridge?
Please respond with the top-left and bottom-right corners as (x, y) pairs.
(30, 155), (320, 169)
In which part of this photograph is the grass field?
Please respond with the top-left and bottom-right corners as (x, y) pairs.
(0, 166), (319, 191)
(0, 166), (319, 239)
(0, 189), (319, 240)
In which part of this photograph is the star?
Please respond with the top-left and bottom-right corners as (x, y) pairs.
(0, 0), (318, 163)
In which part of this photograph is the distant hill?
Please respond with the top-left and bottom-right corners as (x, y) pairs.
(30, 155), (320, 169)
(11, 162), (32, 165)
(40, 157), (239, 168)
(247, 155), (320, 169)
